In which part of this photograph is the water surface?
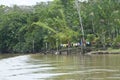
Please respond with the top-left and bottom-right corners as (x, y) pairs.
(0, 54), (120, 80)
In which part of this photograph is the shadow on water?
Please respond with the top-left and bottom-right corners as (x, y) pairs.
(0, 54), (20, 60)
(0, 54), (120, 80)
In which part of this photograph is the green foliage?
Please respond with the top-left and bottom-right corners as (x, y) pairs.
(32, 22), (57, 33)
(86, 34), (95, 42)
(113, 35), (120, 48)
(0, 0), (120, 53)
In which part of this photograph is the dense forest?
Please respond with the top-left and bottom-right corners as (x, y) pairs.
(0, 0), (120, 53)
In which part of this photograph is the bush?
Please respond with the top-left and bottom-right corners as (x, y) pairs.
(113, 35), (120, 48)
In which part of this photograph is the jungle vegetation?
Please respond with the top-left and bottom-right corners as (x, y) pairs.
(0, 0), (120, 53)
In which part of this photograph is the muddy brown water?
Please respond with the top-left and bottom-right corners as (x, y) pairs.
(0, 54), (120, 80)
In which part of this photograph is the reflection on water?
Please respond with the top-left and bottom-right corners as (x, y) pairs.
(0, 54), (120, 80)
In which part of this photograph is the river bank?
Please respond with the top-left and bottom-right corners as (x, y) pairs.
(1, 47), (120, 55)
(39, 47), (120, 55)
(86, 49), (120, 55)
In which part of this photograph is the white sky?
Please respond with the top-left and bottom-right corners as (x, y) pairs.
(0, 0), (88, 6)
(0, 0), (53, 6)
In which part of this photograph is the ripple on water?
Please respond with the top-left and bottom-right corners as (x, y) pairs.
(0, 55), (60, 80)
(1, 54), (120, 80)
(107, 77), (120, 80)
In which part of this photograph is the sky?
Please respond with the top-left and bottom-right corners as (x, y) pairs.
(0, 0), (88, 6)
(0, 0), (53, 6)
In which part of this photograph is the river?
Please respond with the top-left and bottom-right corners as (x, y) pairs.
(0, 54), (120, 80)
